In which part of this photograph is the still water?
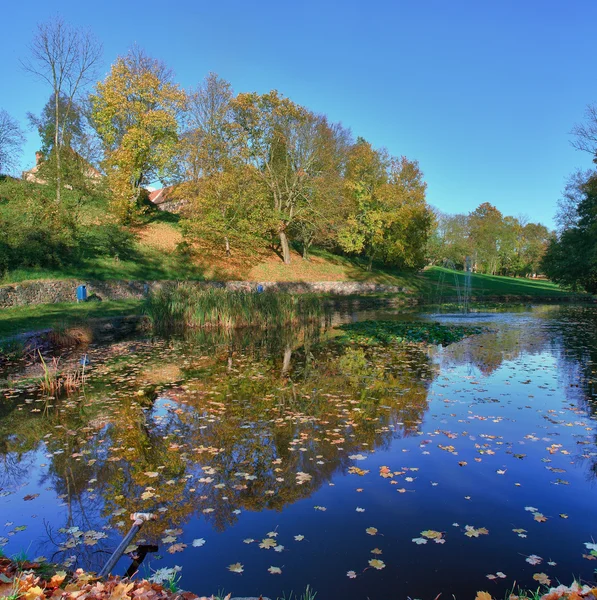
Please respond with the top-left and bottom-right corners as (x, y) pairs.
(1, 304), (596, 599)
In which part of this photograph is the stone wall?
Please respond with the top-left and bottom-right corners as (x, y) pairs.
(0, 279), (411, 308)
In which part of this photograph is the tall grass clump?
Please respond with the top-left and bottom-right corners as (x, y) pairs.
(145, 284), (325, 330)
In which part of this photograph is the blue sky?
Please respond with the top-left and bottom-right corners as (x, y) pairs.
(1, 0), (595, 228)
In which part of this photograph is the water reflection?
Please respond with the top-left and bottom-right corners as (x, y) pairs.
(0, 324), (434, 562)
(1, 305), (597, 599)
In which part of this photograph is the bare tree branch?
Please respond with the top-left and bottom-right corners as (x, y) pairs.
(21, 16), (102, 201)
(0, 109), (25, 175)
(571, 103), (597, 163)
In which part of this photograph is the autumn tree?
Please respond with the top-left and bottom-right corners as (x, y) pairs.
(339, 138), (432, 270)
(337, 138), (389, 268)
(0, 109), (25, 175)
(231, 91), (334, 264)
(22, 17), (102, 202)
(468, 202), (504, 274)
(90, 47), (186, 222)
(178, 74), (271, 255)
(289, 119), (352, 259)
(519, 222), (550, 275)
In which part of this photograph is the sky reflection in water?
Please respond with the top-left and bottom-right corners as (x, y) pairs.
(0, 304), (596, 599)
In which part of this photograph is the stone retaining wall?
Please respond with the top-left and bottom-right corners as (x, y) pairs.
(0, 279), (411, 308)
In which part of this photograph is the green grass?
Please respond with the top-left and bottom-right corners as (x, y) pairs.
(1, 246), (206, 284)
(0, 299), (143, 338)
(420, 266), (576, 298)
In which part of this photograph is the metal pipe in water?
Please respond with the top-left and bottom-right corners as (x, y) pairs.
(99, 513), (156, 578)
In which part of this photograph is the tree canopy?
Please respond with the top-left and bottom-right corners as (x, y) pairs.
(542, 172), (597, 293)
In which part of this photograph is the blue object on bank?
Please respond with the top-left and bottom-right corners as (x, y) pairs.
(257, 284), (264, 293)
(76, 285), (87, 302)
(80, 354), (90, 366)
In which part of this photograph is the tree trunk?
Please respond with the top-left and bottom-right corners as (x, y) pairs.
(55, 93), (61, 203)
(225, 236), (231, 256)
(282, 345), (292, 375)
(280, 230), (291, 264)
(367, 254), (373, 271)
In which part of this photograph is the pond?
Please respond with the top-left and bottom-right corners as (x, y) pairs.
(1, 303), (596, 599)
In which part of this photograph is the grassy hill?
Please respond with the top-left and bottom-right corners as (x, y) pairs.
(0, 207), (576, 297)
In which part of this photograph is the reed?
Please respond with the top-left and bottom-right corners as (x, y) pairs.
(38, 351), (86, 395)
(145, 285), (326, 331)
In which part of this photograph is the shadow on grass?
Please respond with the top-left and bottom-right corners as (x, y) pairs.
(0, 300), (144, 338)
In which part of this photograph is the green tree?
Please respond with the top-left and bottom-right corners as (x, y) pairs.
(179, 74), (272, 256)
(426, 210), (470, 268)
(337, 138), (390, 269)
(231, 91), (333, 264)
(338, 138), (432, 269)
(90, 47), (186, 222)
(181, 165), (271, 257)
(542, 172), (597, 293)
(468, 202), (504, 274)
(28, 93), (100, 193)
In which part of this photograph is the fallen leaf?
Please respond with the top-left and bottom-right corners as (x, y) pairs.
(228, 563), (244, 574)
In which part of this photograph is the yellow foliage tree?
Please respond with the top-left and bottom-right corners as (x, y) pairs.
(90, 47), (186, 222)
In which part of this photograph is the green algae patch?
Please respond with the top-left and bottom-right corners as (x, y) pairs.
(337, 320), (487, 346)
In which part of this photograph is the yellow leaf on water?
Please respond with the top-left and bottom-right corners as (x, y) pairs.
(228, 562), (244, 574)
(368, 559), (386, 570)
(475, 593), (492, 600)
(421, 530), (442, 539)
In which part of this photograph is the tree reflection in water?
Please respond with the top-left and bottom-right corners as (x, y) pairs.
(0, 322), (435, 566)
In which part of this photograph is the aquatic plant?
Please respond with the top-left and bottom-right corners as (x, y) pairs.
(38, 351), (87, 394)
(145, 284), (326, 330)
(337, 320), (487, 346)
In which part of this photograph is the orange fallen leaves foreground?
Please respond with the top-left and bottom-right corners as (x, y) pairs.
(0, 559), (230, 600)
(475, 581), (597, 600)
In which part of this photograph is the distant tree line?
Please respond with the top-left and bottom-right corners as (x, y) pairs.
(427, 203), (550, 277)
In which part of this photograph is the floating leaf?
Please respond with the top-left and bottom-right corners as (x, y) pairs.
(533, 573), (551, 585)
(228, 562), (244, 573)
(368, 559), (386, 570)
